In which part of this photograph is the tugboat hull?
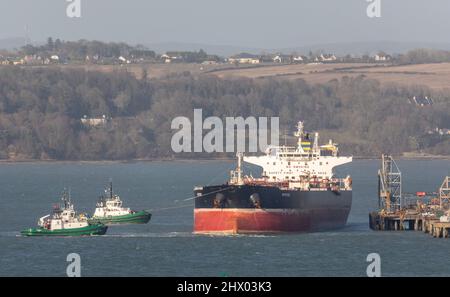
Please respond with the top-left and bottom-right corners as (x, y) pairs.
(21, 224), (108, 237)
(89, 210), (151, 225)
(194, 185), (352, 234)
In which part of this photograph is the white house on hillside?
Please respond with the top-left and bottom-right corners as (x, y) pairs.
(81, 115), (109, 127)
(228, 53), (260, 64)
(374, 53), (391, 61)
(319, 54), (337, 62)
(118, 56), (131, 64)
(293, 55), (305, 62)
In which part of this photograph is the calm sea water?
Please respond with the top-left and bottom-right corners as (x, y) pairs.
(0, 159), (449, 277)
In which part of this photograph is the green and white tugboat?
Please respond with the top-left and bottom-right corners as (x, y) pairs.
(88, 182), (151, 225)
(21, 190), (108, 237)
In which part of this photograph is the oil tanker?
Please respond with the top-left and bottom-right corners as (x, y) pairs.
(193, 121), (353, 234)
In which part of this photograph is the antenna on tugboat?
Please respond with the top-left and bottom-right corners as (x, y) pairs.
(61, 187), (70, 209)
(109, 178), (113, 199)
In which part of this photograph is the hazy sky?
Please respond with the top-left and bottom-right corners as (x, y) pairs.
(1, 0), (450, 48)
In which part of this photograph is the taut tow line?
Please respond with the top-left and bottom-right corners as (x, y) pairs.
(181, 186), (232, 202)
(145, 186), (232, 212)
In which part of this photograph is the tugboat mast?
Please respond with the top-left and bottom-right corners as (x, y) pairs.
(61, 188), (71, 209)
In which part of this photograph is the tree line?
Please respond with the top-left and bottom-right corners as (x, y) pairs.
(20, 38), (156, 62)
(0, 66), (448, 160)
(395, 48), (450, 65)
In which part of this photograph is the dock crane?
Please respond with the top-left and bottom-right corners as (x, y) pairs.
(378, 154), (402, 213)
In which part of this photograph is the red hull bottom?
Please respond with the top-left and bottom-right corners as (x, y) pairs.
(194, 208), (350, 234)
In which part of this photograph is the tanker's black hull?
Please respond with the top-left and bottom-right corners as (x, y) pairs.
(194, 184), (352, 234)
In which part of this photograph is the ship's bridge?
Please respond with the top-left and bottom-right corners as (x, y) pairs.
(243, 121), (352, 181)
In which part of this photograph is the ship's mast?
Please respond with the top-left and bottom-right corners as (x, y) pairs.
(313, 132), (319, 154)
(294, 121), (304, 149)
(62, 188), (70, 209)
(230, 153), (244, 185)
(236, 152), (244, 185)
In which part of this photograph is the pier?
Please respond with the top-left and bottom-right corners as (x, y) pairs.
(369, 155), (450, 239)
(369, 212), (450, 238)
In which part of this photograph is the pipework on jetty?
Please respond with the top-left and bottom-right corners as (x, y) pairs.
(369, 154), (450, 238)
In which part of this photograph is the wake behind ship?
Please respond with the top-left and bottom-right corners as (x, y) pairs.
(193, 121), (353, 234)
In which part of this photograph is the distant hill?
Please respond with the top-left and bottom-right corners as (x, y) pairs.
(209, 62), (450, 91)
(0, 66), (448, 159)
(6, 38), (450, 57)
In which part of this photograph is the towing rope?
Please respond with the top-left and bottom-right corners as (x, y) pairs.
(181, 186), (232, 202)
(145, 186), (233, 212)
(145, 204), (194, 212)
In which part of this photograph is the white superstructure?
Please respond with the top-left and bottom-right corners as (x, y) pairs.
(92, 183), (131, 218)
(244, 121), (352, 181)
(39, 191), (89, 230)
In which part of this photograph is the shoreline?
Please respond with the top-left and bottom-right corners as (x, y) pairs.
(0, 154), (449, 164)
